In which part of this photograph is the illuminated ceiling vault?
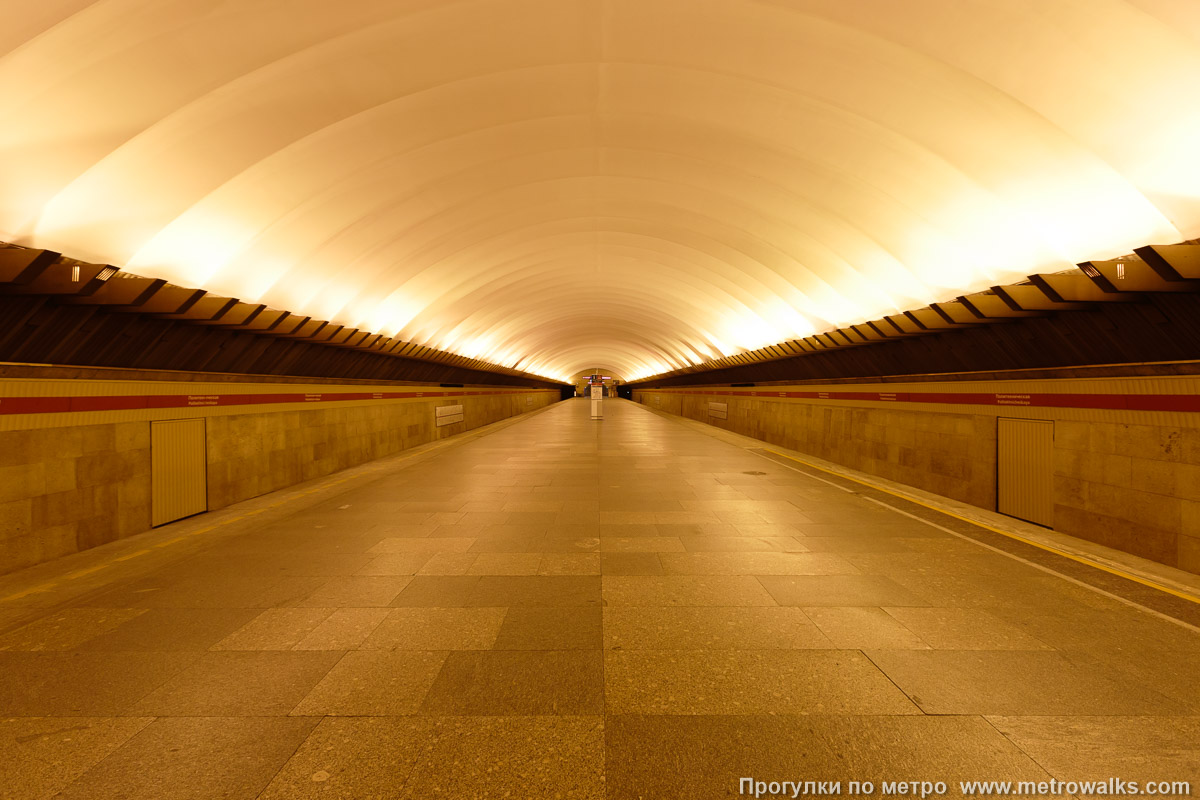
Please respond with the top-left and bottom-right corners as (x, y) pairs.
(4, 1), (1200, 382)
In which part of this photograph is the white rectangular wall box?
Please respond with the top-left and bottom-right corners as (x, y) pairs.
(435, 404), (465, 427)
(708, 401), (728, 420)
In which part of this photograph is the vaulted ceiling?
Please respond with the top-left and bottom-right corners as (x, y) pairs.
(4, 0), (1200, 382)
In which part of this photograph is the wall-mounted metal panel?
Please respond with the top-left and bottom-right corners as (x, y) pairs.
(997, 417), (1054, 527)
(708, 401), (728, 420)
(435, 404), (464, 427)
(151, 418), (207, 527)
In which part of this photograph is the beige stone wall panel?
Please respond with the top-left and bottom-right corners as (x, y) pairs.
(637, 376), (1200, 573)
(0, 375), (558, 575)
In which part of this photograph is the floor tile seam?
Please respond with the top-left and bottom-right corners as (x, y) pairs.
(872, 606), (1055, 652)
(795, 605), (930, 650)
(975, 713), (1070, 785)
(250, 714), (333, 800)
(37, 714), (318, 800)
(856, 649), (930, 717)
(277, 648), (360, 719)
(23, 717), (146, 799)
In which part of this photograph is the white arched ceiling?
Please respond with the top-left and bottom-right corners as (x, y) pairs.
(3, 0), (1200, 382)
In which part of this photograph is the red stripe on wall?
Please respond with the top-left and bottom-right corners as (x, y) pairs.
(651, 388), (1200, 413)
(0, 389), (554, 416)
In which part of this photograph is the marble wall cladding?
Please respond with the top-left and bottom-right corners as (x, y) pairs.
(0, 422), (152, 575)
(0, 393), (556, 575)
(1052, 421), (1200, 572)
(640, 392), (996, 512)
(636, 391), (1200, 575)
(205, 393), (557, 511)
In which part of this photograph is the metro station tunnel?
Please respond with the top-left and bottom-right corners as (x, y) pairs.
(3, 2), (1200, 798)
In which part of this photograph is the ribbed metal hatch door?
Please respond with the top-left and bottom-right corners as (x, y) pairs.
(151, 418), (208, 526)
(997, 418), (1054, 527)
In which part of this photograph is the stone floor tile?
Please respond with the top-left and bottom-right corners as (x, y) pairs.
(76, 576), (283, 610)
(400, 716), (604, 799)
(599, 536), (684, 552)
(464, 552), (543, 575)
(503, 500), (565, 512)
(987, 608), (1200, 652)
(53, 717), (318, 800)
(244, 577), (332, 609)
(677, 536), (808, 552)
(802, 606), (930, 649)
(602, 576), (778, 606)
(0, 652), (198, 715)
(292, 576), (412, 607)
(605, 650), (920, 715)
(467, 575), (602, 607)
(415, 553), (477, 575)
(758, 575), (930, 606)
(368, 537), (475, 554)
(354, 553), (435, 577)
(987, 716), (1200, 783)
(0, 608), (31, 625)
(598, 523), (661, 538)
(603, 606), (832, 650)
(361, 607), (507, 650)
(883, 607), (1053, 650)
(389, 576), (481, 607)
(791, 521), (948, 538)
(658, 551), (860, 576)
(1059, 646), (1200, 712)
(493, 607), (602, 650)
(654, 512), (722, 525)
(606, 715), (1056, 799)
(131, 650), (342, 716)
(258, 717), (436, 799)
(887, 573), (1093, 612)
(865, 650), (1189, 715)
(504, 511), (560, 526)
(657, 522), (740, 537)
(538, 553), (601, 575)
(0, 608), (146, 651)
(291, 650), (448, 716)
(293, 608), (391, 650)
(79, 608), (261, 651)
(249, 552), (375, 577)
(211, 607), (335, 650)
(600, 552), (665, 576)
(464, 534), (548, 553)
(555, 511), (601, 525)
(536, 533), (602, 553)
(0, 716), (153, 800)
(798, 536), (916, 553)
(420, 650), (605, 715)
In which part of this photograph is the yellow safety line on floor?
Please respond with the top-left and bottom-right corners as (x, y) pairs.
(0, 583), (58, 601)
(760, 447), (1200, 607)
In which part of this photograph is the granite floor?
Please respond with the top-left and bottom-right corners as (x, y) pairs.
(1, 398), (1198, 799)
